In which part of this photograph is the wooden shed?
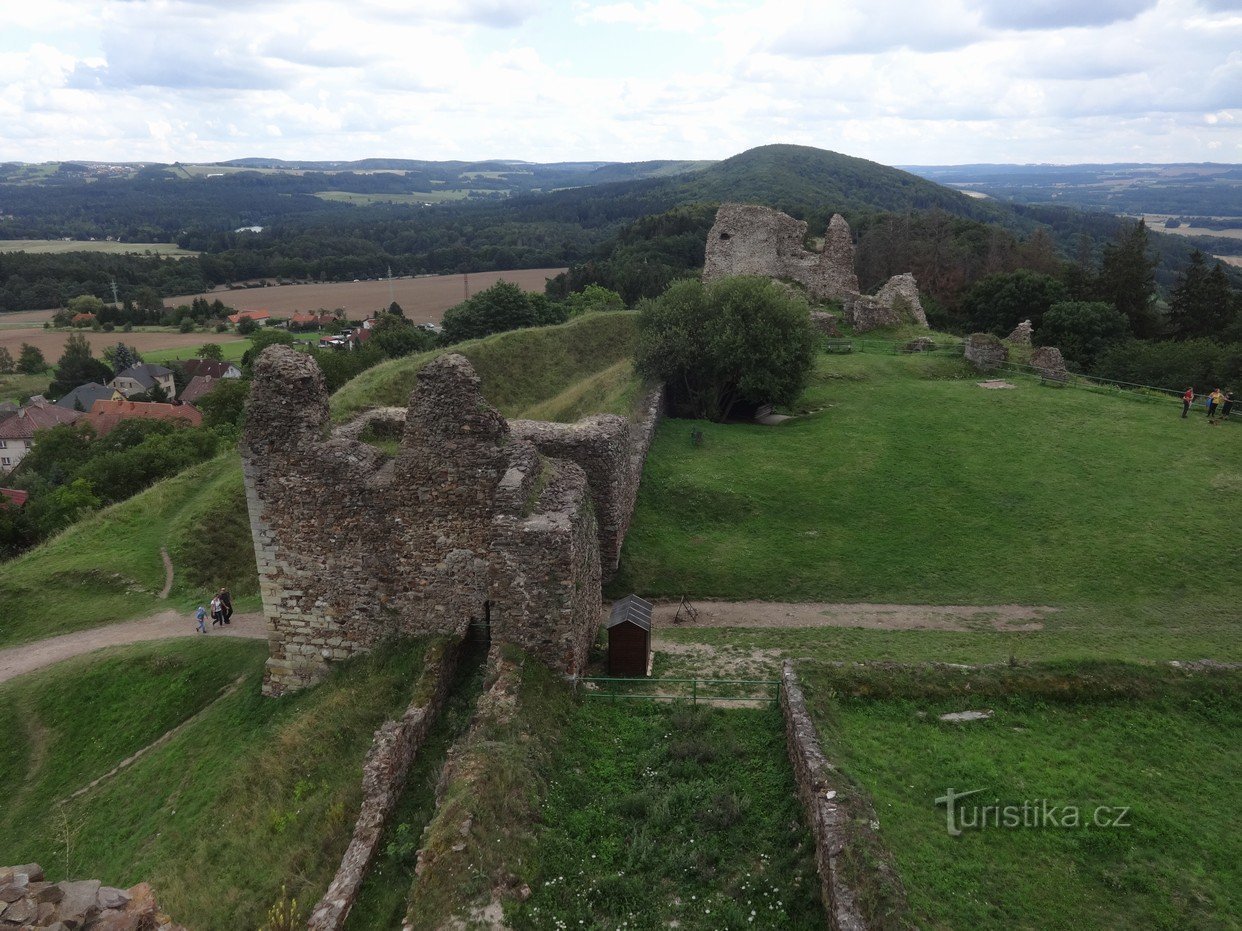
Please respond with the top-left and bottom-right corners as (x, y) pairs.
(606, 594), (653, 677)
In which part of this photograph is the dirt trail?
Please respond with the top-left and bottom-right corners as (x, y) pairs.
(0, 611), (266, 685)
(650, 600), (1054, 632)
(158, 547), (174, 599)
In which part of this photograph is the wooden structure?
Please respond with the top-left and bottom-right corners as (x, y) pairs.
(606, 594), (653, 677)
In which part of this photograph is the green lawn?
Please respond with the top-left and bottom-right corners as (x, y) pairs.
(0, 636), (432, 930)
(142, 338), (251, 364)
(802, 662), (1240, 930)
(0, 369), (53, 402)
(510, 702), (823, 930)
(614, 352), (1242, 665)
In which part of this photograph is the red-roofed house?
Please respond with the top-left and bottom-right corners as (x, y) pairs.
(71, 312), (98, 327)
(180, 359), (241, 380)
(179, 375), (219, 404)
(290, 311), (339, 331)
(0, 488), (29, 508)
(83, 399), (203, 437)
(0, 399), (82, 473)
(227, 310), (270, 327)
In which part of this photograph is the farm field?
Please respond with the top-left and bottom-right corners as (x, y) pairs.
(314, 190), (472, 205)
(1141, 215), (1242, 240)
(0, 239), (198, 256)
(165, 267), (566, 322)
(803, 662), (1240, 929)
(0, 328), (245, 366)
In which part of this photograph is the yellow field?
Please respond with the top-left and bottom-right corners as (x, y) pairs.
(0, 240), (199, 256)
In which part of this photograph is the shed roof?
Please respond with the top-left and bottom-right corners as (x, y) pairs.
(606, 594), (653, 632)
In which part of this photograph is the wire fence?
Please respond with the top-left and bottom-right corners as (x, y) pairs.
(575, 676), (780, 707)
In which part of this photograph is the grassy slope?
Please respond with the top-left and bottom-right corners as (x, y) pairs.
(0, 313), (644, 647)
(0, 636), (432, 930)
(615, 352), (1242, 664)
(804, 663), (1240, 930)
(331, 311), (641, 421)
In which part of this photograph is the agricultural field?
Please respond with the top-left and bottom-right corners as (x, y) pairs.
(0, 239), (198, 256)
(0, 328), (246, 370)
(314, 190), (472, 205)
(165, 267), (565, 323)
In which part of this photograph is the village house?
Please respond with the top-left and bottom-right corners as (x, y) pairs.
(0, 399), (82, 473)
(180, 359), (241, 379)
(289, 311), (339, 331)
(111, 363), (176, 399)
(227, 310), (271, 328)
(56, 382), (123, 412)
(0, 487), (29, 508)
(83, 399), (203, 437)
(179, 375), (220, 404)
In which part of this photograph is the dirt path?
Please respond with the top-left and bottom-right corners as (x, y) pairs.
(158, 547), (174, 600)
(649, 600), (1054, 632)
(0, 611), (267, 686)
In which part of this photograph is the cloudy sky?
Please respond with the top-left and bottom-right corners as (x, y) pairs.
(2, 0), (1239, 165)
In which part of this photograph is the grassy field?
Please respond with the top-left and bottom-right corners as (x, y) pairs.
(614, 352), (1242, 665)
(0, 636), (432, 930)
(802, 662), (1240, 930)
(142, 338), (252, 364)
(314, 190), (472, 205)
(510, 702), (822, 930)
(0, 240), (198, 256)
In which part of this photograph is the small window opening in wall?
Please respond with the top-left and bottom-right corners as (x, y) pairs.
(719, 232), (731, 240)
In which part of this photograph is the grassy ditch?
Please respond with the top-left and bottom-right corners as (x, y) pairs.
(0, 636), (432, 930)
(801, 662), (1241, 930)
(509, 701), (823, 930)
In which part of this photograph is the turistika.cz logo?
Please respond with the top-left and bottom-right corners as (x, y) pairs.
(935, 788), (1132, 836)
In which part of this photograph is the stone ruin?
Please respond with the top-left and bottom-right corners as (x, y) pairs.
(703, 203), (928, 333)
(241, 346), (661, 696)
(1030, 345), (1069, 383)
(1007, 319), (1033, 344)
(964, 333), (1008, 372)
(0, 864), (184, 930)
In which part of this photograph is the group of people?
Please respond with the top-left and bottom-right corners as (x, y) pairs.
(1181, 387), (1235, 423)
(194, 588), (233, 633)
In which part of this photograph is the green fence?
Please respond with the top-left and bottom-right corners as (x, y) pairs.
(576, 676), (780, 706)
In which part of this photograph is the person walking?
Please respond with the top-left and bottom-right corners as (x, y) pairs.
(1221, 391), (1234, 422)
(210, 594), (223, 627)
(1182, 387), (1194, 418)
(1207, 388), (1222, 419)
(195, 604), (207, 634)
(218, 588), (233, 625)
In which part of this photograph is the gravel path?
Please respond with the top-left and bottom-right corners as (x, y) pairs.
(650, 600), (1053, 632)
(0, 610), (267, 685)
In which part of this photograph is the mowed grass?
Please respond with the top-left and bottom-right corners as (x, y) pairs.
(614, 352), (1242, 663)
(802, 662), (1241, 930)
(142, 338), (251, 364)
(510, 702), (822, 930)
(0, 636), (432, 930)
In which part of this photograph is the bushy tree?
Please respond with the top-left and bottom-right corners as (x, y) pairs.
(241, 328), (297, 368)
(26, 478), (101, 538)
(103, 342), (143, 373)
(196, 343), (225, 361)
(18, 343), (46, 374)
(236, 316), (258, 335)
(0, 346), (14, 374)
(635, 276), (817, 421)
(961, 270), (1068, 335)
(49, 333), (113, 399)
(67, 294), (106, 318)
(195, 377), (251, 428)
(370, 315), (436, 359)
(1035, 302), (1130, 371)
(1094, 338), (1242, 393)
(563, 284), (626, 318)
(440, 280), (567, 344)
(1166, 250), (1234, 340)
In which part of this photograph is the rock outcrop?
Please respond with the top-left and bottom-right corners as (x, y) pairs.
(0, 865), (184, 930)
(703, 204), (927, 332)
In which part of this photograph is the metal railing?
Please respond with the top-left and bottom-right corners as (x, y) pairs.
(575, 676), (780, 706)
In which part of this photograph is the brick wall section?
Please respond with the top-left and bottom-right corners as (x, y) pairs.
(308, 641), (461, 931)
(780, 661), (868, 931)
(241, 347), (603, 696)
(508, 383), (662, 579)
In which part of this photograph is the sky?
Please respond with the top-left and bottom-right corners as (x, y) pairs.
(1, 0), (1240, 166)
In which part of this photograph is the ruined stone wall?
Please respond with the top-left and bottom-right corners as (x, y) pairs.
(0, 865), (185, 930)
(508, 383), (663, 579)
(964, 333), (1008, 372)
(242, 348), (602, 696)
(704, 204), (928, 333)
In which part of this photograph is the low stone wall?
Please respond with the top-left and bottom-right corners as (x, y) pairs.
(964, 333), (1008, 372)
(307, 639), (462, 931)
(0, 864), (184, 930)
(1029, 345), (1069, 383)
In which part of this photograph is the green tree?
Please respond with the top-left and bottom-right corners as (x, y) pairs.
(196, 343), (225, 361)
(241, 328), (298, 368)
(961, 270), (1068, 335)
(27, 478), (101, 538)
(635, 276), (817, 422)
(236, 316), (259, 336)
(0, 346), (14, 375)
(146, 382), (171, 403)
(440, 281), (568, 344)
(1096, 219), (1159, 337)
(178, 317), (196, 334)
(1167, 251), (1233, 340)
(195, 377), (251, 428)
(563, 284), (626, 318)
(388, 301), (405, 318)
(67, 294), (106, 318)
(1035, 302), (1130, 371)
(49, 332), (113, 399)
(370, 315), (435, 359)
(18, 343), (46, 375)
(103, 342), (143, 373)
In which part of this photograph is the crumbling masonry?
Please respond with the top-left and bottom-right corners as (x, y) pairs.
(241, 346), (660, 696)
(703, 203), (929, 332)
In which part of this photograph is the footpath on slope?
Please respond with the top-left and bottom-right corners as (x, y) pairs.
(0, 611), (266, 685)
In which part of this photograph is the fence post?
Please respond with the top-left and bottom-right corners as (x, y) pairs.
(692, 679), (698, 706)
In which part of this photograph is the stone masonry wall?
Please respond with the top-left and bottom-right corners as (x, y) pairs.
(508, 383), (663, 579)
(241, 348), (602, 696)
(308, 640), (461, 931)
(0, 864), (185, 930)
(704, 204), (927, 333)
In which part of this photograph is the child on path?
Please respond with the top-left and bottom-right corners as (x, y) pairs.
(210, 595), (223, 627)
(1182, 387), (1194, 418)
(195, 604), (207, 634)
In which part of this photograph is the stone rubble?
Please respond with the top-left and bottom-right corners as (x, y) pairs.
(0, 866), (184, 930)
